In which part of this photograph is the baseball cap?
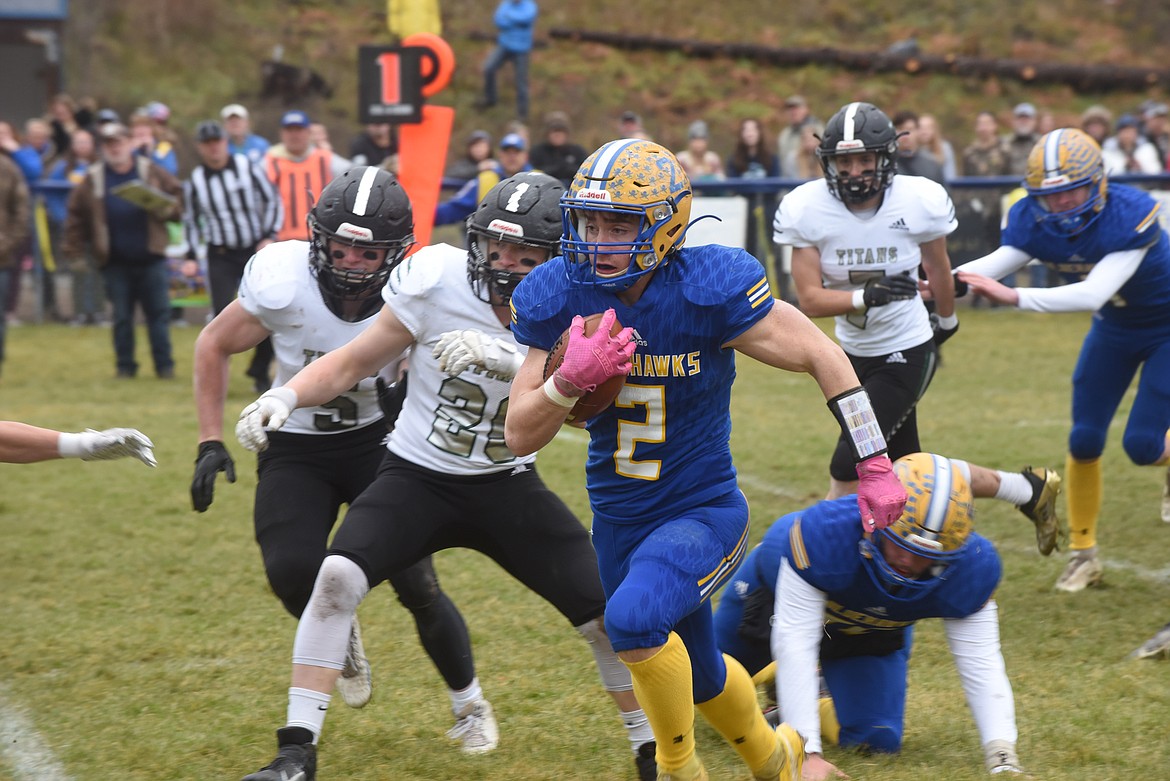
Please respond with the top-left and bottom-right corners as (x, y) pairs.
(688, 120), (709, 139)
(544, 111), (570, 132)
(619, 110), (641, 124)
(1013, 102), (1037, 117)
(499, 132), (526, 151)
(281, 110), (311, 128)
(145, 101), (171, 123)
(99, 123), (130, 141)
(95, 108), (121, 125)
(468, 129), (491, 145)
(1116, 113), (1141, 131)
(195, 120), (226, 142)
(784, 95), (807, 108)
(1144, 102), (1168, 120)
(221, 103), (249, 120)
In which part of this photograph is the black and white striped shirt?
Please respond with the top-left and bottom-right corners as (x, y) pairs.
(182, 153), (283, 254)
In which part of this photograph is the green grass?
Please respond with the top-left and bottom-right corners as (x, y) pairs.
(2, 308), (1169, 780)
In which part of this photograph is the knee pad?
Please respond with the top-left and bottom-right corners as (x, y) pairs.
(389, 562), (441, 613)
(264, 550), (325, 618)
(1122, 429), (1166, 466)
(576, 616), (633, 692)
(308, 555), (370, 622)
(1068, 425), (1107, 462)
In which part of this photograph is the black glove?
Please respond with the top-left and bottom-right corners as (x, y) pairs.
(376, 371), (408, 430)
(930, 313), (960, 345)
(862, 274), (918, 308)
(191, 440), (236, 512)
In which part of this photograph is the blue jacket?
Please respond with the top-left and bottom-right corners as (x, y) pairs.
(494, 0), (537, 53)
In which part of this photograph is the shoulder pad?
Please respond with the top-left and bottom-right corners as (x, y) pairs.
(676, 246), (768, 307)
(242, 241), (309, 311)
(775, 182), (821, 244)
(382, 244), (451, 305)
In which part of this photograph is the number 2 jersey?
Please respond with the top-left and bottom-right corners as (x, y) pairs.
(510, 245), (773, 525)
(381, 243), (536, 476)
(773, 175), (957, 356)
(237, 240), (398, 436)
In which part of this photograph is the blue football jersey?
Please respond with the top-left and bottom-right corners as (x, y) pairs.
(1003, 183), (1170, 327)
(758, 497), (1001, 632)
(510, 245), (774, 524)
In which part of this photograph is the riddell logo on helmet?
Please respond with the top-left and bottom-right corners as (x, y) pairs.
(487, 218), (524, 237)
(1041, 175), (1071, 187)
(578, 189), (612, 202)
(336, 222), (374, 242)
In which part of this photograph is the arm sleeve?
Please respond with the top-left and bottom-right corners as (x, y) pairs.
(942, 600), (1018, 746)
(771, 558), (828, 754)
(954, 245), (1034, 278)
(1015, 247), (1147, 313)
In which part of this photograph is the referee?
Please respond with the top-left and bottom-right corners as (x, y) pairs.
(184, 120), (283, 391)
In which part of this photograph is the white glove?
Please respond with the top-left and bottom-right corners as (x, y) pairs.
(432, 329), (524, 380)
(58, 428), (157, 467)
(235, 386), (298, 453)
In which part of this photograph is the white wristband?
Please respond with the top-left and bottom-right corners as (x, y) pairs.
(851, 289), (866, 311)
(935, 313), (958, 329)
(57, 432), (84, 459)
(542, 375), (578, 409)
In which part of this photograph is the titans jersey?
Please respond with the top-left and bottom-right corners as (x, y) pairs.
(750, 496), (1000, 632)
(510, 245), (773, 524)
(382, 243), (535, 475)
(237, 241), (397, 436)
(1002, 183), (1170, 327)
(773, 176), (956, 356)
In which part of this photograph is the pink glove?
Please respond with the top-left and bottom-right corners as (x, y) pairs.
(856, 455), (906, 532)
(554, 309), (636, 395)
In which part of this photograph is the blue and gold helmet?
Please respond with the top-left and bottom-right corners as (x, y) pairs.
(560, 139), (692, 291)
(861, 452), (975, 599)
(1024, 128), (1108, 236)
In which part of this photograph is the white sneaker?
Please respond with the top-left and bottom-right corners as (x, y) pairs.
(984, 739), (1024, 774)
(447, 699), (499, 755)
(335, 619), (372, 708)
(1054, 547), (1103, 593)
(1161, 465), (1170, 523)
(1130, 622), (1170, 660)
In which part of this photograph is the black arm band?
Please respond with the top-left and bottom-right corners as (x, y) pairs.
(827, 386), (888, 462)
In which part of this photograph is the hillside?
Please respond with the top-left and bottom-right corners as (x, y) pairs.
(63, 0), (1170, 166)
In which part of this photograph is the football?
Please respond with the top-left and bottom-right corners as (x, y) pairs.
(543, 313), (628, 426)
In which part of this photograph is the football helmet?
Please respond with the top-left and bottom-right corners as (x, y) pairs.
(466, 171), (564, 306)
(1024, 128), (1107, 236)
(560, 139), (692, 291)
(861, 452), (975, 599)
(817, 102), (899, 204)
(308, 166), (414, 318)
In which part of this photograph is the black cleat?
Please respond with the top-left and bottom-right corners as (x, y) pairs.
(242, 727), (316, 781)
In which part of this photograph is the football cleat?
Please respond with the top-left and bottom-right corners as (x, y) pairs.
(657, 752), (708, 781)
(335, 619), (372, 709)
(635, 741), (657, 781)
(752, 723), (805, 781)
(1161, 464), (1170, 523)
(447, 699), (500, 755)
(984, 738), (1024, 774)
(1017, 466), (1065, 556)
(1129, 621), (1170, 660)
(1054, 547), (1103, 593)
(242, 727), (316, 781)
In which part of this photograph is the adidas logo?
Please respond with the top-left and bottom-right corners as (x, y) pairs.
(888, 217), (909, 231)
(630, 328), (649, 347)
(886, 351), (907, 364)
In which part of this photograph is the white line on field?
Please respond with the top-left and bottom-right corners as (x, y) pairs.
(0, 683), (73, 781)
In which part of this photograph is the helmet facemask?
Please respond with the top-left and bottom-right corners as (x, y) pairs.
(819, 148), (896, 205)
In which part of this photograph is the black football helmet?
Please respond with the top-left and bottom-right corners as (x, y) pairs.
(817, 102), (899, 204)
(308, 166), (414, 319)
(466, 171), (564, 305)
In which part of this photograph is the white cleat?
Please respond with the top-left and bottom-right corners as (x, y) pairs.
(335, 619), (372, 708)
(1130, 622), (1170, 660)
(1054, 547), (1103, 593)
(447, 699), (500, 755)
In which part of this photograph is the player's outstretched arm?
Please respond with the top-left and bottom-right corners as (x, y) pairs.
(0, 421), (156, 467)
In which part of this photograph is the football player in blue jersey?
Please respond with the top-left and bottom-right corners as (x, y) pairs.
(504, 139), (908, 781)
(957, 128), (1170, 593)
(713, 453), (1025, 779)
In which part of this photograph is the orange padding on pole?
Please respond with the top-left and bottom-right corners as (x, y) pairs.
(398, 104), (454, 250)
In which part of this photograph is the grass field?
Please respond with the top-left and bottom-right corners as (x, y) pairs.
(2, 307), (1169, 781)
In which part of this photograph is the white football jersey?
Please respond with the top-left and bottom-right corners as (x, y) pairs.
(381, 243), (535, 475)
(237, 240), (401, 436)
(773, 176), (957, 356)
